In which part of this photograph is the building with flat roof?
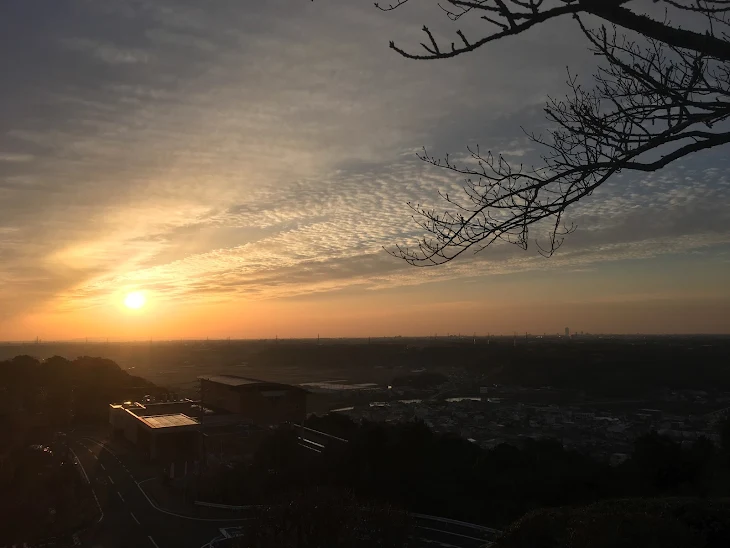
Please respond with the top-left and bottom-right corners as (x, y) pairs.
(109, 376), (308, 470)
(109, 401), (201, 463)
(199, 375), (308, 425)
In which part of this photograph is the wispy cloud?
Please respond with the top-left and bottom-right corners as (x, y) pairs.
(1, 0), (729, 333)
(62, 38), (151, 64)
(0, 153), (34, 162)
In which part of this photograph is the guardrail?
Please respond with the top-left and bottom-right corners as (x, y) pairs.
(411, 512), (501, 546)
(411, 512), (502, 534)
(194, 501), (502, 546)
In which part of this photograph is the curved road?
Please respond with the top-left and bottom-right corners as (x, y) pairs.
(70, 436), (495, 548)
(71, 437), (241, 548)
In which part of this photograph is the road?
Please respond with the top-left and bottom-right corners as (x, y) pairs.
(411, 521), (495, 548)
(70, 437), (235, 548)
(68, 435), (496, 548)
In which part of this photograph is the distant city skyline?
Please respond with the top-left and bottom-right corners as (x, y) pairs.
(1, 1), (729, 340)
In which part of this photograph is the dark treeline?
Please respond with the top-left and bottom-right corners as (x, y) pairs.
(483, 338), (730, 398)
(0, 354), (166, 431)
(0, 355), (166, 543)
(0, 353), (166, 491)
(4, 337), (729, 399)
(246, 337), (730, 397)
(390, 371), (448, 389)
(206, 414), (730, 532)
(0, 348), (166, 457)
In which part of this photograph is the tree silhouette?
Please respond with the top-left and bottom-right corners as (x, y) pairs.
(377, 1), (730, 265)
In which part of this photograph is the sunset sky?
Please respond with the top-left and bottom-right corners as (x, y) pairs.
(1, 0), (729, 340)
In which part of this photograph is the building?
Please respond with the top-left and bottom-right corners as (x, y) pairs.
(109, 401), (201, 464)
(199, 375), (308, 425)
(109, 376), (308, 472)
(565, 327), (570, 338)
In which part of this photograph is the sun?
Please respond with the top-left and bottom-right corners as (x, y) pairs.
(124, 291), (146, 309)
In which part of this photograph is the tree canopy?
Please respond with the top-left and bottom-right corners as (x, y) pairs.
(375, 0), (730, 265)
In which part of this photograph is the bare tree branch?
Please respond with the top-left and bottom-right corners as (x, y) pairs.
(369, 0), (730, 265)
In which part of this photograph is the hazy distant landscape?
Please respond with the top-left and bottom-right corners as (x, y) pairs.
(3, 335), (730, 412)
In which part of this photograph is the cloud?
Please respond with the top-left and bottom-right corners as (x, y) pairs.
(0, 153), (34, 163)
(1, 0), (729, 328)
(62, 38), (150, 64)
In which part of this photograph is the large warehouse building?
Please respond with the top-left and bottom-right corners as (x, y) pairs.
(199, 375), (308, 425)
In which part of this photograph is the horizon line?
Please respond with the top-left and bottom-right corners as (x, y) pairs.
(1, 333), (730, 344)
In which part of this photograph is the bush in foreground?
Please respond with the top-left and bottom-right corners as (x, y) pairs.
(494, 498), (730, 548)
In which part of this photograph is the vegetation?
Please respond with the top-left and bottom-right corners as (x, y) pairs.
(495, 498), (730, 548)
(3, 338), (728, 401)
(0, 355), (165, 544)
(0, 354), (167, 430)
(237, 489), (412, 548)
(205, 413), (730, 539)
(0, 438), (99, 543)
(391, 371), (448, 389)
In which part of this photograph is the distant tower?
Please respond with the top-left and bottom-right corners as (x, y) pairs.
(565, 327), (570, 338)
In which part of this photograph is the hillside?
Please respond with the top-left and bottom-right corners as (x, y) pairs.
(0, 354), (168, 434)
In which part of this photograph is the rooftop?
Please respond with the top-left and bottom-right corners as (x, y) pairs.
(200, 375), (264, 387)
(139, 413), (200, 429)
(200, 375), (308, 393)
(125, 401), (212, 417)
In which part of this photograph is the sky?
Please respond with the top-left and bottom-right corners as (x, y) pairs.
(1, 0), (729, 340)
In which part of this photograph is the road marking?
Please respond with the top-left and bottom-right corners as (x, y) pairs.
(69, 445), (103, 524)
(130, 512), (140, 524)
(117, 491), (125, 503)
(81, 437), (249, 523)
(70, 449), (90, 484)
(148, 535), (160, 548)
(100, 463), (106, 470)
